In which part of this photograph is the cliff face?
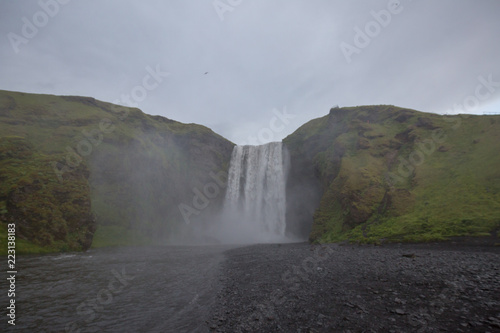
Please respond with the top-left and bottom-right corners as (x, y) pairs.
(284, 105), (500, 243)
(0, 136), (95, 252)
(2, 90), (499, 251)
(0, 90), (234, 252)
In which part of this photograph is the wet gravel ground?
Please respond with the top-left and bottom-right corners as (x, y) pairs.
(207, 241), (500, 332)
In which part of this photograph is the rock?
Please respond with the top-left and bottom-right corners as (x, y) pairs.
(357, 137), (371, 149)
(395, 111), (413, 123)
(207, 242), (500, 332)
(487, 317), (500, 328)
(393, 309), (406, 315)
(415, 117), (438, 129)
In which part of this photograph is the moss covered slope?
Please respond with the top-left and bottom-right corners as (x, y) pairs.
(284, 105), (500, 243)
(0, 136), (95, 253)
(0, 90), (234, 253)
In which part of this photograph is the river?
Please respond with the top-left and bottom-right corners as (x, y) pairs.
(7, 245), (235, 332)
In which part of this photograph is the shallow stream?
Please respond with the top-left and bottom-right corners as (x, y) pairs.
(7, 245), (234, 332)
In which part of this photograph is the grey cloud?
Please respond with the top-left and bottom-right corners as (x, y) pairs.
(1, 0), (499, 144)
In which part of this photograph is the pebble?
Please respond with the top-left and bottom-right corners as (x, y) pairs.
(207, 242), (500, 332)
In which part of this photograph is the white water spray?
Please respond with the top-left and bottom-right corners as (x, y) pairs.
(220, 142), (289, 243)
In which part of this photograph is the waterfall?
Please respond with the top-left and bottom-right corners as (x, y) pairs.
(221, 142), (289, 242)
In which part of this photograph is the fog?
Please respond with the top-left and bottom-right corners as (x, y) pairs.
(186, 142), (304, 245)
(86, 125), (303, 245)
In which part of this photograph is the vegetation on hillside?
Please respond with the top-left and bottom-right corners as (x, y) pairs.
(284, 105), (500, 244)
(2, 89), (498, 252)
(0, 136), (95, 254)
(0, 90), (234, 253)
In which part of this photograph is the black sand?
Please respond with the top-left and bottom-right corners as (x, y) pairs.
(208, 241), (500, 332)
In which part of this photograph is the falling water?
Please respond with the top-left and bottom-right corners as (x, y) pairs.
(221, 142), (289, 242)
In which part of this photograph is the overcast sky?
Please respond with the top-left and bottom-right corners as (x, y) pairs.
(1, 0), (499, 144)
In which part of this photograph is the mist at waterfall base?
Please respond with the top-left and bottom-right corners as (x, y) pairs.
(205, 142), (298, 244)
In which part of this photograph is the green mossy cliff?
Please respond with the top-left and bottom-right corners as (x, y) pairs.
(284, 105), (500, 244)
(2, 91), (499, 252)
(0, 90), (234, 253)
(0, 136), (95, 253)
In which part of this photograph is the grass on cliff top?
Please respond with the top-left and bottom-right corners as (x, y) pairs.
(0, 89), (224, 154)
